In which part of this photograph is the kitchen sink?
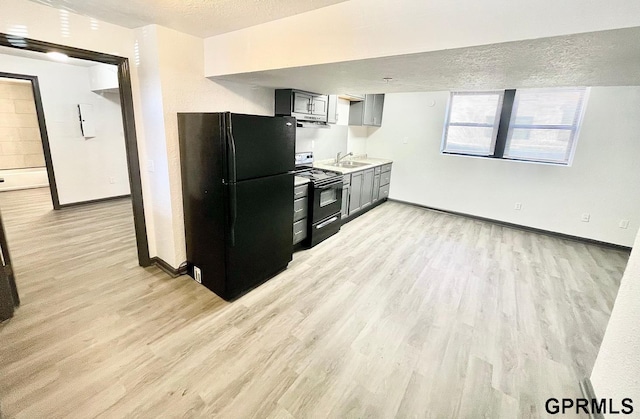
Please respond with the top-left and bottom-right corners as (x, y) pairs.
(329, 161), (370, 168)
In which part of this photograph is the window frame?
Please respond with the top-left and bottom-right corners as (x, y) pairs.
(441, 90), (505, 157)
(441, 87), (589, 166)
(503, 87), (588, 165)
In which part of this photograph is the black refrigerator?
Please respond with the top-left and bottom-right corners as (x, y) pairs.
(178, 112), (295, 300)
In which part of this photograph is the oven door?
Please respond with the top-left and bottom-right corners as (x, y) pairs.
(312, 179), (343, 223)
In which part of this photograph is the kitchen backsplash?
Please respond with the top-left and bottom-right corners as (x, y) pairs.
(295, 125), (348, 161)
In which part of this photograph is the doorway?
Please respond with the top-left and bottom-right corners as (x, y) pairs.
(0, 33), (150, 268)
(0, 73), (59, 207)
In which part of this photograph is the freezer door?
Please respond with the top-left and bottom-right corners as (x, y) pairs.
(227, 113), (295, 181)
(224, 173), (294, 298)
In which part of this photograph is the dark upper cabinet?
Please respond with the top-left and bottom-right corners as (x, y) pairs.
(348, 94), (385, 127)
(275, 89), (329, 123)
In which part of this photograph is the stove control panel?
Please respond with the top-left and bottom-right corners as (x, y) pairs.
(295, 152), (314, 167)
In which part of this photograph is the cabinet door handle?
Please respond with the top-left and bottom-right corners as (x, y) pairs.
(295, 208), (304, 213)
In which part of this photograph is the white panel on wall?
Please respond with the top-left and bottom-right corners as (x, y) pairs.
(78, 103), (96, 138)
(88, 64), (119, 93)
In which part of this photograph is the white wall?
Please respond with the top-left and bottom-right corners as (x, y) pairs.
(296, 125), (348, 161)
(362, 88), (640, 246)
(347, 126), (369, 156)
(295, 97), (351, 161)
(0, 1), (276, 267)
(1, 0), (158, 256)
(591, 226), (640, 408)
(0, 53), (130, 204)
(137, 25), (274, 267)
(204, 0), (640, 76)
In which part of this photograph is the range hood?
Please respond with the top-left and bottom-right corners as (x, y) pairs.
(296, 121), (330, 128)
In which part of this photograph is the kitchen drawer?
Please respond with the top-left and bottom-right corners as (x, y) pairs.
(293, 219), (308, 244)
(294, 184), (309, 199)
(381, 164), (392, 173)
(374, 166), (382, 175)
(379, 184), (390, 199)
(294, 198), (308, 222)
(342, 174), (351, 186)
(380, 171), (391, 186)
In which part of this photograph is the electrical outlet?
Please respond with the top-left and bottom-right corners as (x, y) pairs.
(619, 219), (630, 229)
(581, 213), (590, 222)
(402, 137), (409, 144)
(193, 266), (202, 283)
(514, 203), (522, 211)
(109, 177), (115, 184)
(147, 159), (155, 173)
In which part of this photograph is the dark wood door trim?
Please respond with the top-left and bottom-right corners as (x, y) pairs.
(0, 207), (18, 322)
(0, 34), (152, 267)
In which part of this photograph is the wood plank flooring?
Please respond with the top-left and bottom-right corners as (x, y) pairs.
(0, 187), (629, 418)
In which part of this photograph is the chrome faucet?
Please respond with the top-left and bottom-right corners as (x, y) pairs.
(336, 152), (353, 163)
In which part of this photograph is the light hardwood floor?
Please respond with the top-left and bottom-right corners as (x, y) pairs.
(0, 188), (629, 418)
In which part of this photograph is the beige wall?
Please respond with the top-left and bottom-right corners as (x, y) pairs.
(0, 79), (45, 169)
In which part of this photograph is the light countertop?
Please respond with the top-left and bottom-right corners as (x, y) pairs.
(294, 176), (311, 187)
(313, 157), (393, 174)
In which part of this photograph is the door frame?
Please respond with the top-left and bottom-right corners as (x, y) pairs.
(0, 34), (151, 267)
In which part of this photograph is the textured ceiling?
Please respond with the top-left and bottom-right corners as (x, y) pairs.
(0, 45), (98, 67)
(28, 0), (347, 37)
(211, 27), (640, 93)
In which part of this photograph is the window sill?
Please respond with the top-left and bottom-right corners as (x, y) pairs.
(440, 151), (572, 167)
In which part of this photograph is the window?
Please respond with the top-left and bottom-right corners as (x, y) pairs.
(442, 88), (588, 165)
(505, 89), (586, 163)
(442, 91), (503, 156)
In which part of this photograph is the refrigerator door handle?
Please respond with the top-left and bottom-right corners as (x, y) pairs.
(225, 113), (237, 183)
(228, 182), (237, 247)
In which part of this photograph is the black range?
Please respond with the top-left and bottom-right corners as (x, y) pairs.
(295, 152), (343, 247)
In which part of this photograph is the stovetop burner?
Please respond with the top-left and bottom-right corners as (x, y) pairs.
(295, 167), (341, 183)
(294, 152), (342, 185)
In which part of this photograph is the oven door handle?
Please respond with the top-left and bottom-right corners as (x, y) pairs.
(316, 216), (339, 229)
(317, 180), (342, 189)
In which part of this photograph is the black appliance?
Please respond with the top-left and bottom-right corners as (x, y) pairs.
(294, 152), (343, 247)
(178, 112), (296, 300)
